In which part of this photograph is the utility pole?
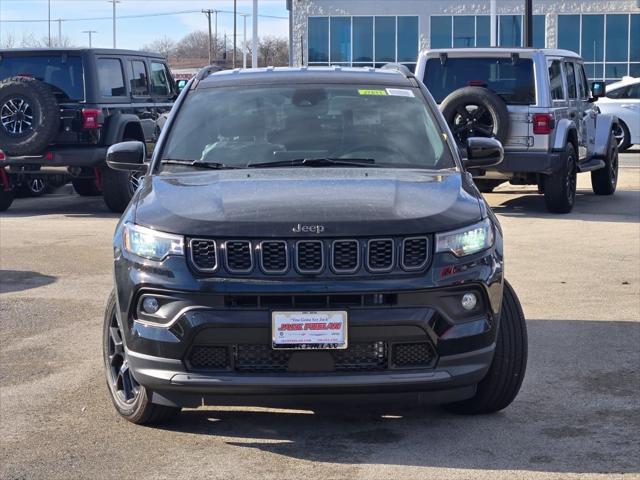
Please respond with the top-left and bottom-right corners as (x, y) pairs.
(214, 10), (218, 63)
(82, 30), (97, 48)
(523, 0), (533, 47)
(108, 0), (120, 48)
(202, 9), (214, 64)
(57, 18), (62, 46)
(239, 13), (248, 68)
(232, 0), (237, 68)
(252, 0), (258, 68)
(48, 0), (51, 47)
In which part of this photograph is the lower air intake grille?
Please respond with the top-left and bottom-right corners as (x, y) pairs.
(391, 342), (436, 368)
(187, 345), (229, 370)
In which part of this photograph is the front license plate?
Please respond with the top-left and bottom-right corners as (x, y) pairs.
(271, 311), (348, 350)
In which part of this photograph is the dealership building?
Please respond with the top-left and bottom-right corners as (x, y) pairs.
(286, 0), (640, 81)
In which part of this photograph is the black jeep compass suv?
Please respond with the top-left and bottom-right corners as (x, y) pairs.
(104, 66), (527, 425)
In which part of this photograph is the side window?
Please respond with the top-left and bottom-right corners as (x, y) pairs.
(130, 60), (149, 96)
(576, 64), (587, 99)
(626, 84), (640, 99)
(150, 62), (171, 96)
(606, 87), (626, 99)
(548, 60), (564, 100)
(97, 58), (125, 97)
(565, 62), (577, 99)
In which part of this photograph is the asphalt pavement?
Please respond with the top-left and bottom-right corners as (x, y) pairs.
(1, 150), (639, 480)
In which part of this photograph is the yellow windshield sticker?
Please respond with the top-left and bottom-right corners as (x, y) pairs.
(358, 89), (387, 96)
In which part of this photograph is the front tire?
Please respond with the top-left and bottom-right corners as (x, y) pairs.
(102, 168), (141, 213)
(474, 179), (504, 193)
(543, 143), (577, 214)
(103, 291), (180, 425)
(591, 131), (618, 196)
(72, 178), (102, 196)
(0, 188), (14, 211)
(445, 280), (527, 414)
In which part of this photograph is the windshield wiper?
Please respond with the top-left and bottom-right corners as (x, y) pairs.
(161, 159), (243, 170)
(249, 158), (375, 168)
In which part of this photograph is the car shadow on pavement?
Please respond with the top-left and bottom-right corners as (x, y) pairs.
(155, 319), (639, 475)
(0, 194), (119, 219)
(0, 270), (57, 293)
(490, 188), (640, 223)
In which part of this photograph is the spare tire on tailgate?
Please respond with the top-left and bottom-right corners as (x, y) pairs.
(0, 76), (60, 156)
(440, 86), (509, 146)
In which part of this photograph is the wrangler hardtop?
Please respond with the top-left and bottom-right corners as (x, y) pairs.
(416, 47), (620, 213)
(0, 48), (177, 212)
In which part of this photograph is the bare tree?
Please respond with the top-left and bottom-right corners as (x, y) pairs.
(42, 35), (75, 48)
(142, 36), (175, 60)
(258, 36), (289, 67)
(174, 31), (210, 59)
(1, 32), (17, 49)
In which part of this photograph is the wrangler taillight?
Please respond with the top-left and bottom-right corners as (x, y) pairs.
(0, 150), (5, 161)
(532, 113), (554, 134)
(81, 109), (102, 129)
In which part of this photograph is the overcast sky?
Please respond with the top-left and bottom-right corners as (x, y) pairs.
(0, 0), (289, 49)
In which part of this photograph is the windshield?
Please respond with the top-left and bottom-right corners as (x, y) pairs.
(0, 55), (84, 101)
(160, 84), (454, 170)
(423, 57), (535, 105)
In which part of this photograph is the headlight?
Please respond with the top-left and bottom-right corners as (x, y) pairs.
(435, 218), (494, 257)
(123, 223), (184, 261)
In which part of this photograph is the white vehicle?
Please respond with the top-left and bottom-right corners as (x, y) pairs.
(597, 76), (640, 151)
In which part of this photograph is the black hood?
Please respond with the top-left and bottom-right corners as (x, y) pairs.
(134, 168), (482, 237)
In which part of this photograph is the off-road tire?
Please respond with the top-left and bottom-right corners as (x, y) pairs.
(445, 280), (527, 414)
(543, 143), (577, 214)
(440, 86), (510, 145)
(103, 291), (180, 425)
(72, 178), (102, 196)
(613, 120), (631, 152)
(474, 179), (504, 193)
(102, 168), (137, 213)
(0, 76), (60, 156)
(0, 188), (14, 211)
(591, 131), (619, 196)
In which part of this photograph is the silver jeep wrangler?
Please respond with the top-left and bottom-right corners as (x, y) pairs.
(415, 48), (619, 213)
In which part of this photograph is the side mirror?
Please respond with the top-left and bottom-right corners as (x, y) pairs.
(591, 81), (606, 100)
(176, 79), (188, 93)
(106, 141), (147, 172)
(463, 137), (504, 169)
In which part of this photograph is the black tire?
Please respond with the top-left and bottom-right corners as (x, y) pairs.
(72, 178), (102, 196)
(103, 291), (180, 425)
(591, 131), (619, 196)
(445, 280), (527, 414)
(102, 168), (142, 213)
(440, 86), (510, 145)
(0, 188), (14, 211)
(474, 179), (504, 193)
(543, 143), (577, 214)
(0, 76), (60, 156)
(612, 121), (631, 152)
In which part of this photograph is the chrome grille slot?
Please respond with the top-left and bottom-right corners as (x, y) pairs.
(331, 239), (360, 274)
(401, 237), (429, 271)
(367, 239), (394, 272)
(189, 239), (217, 272)
(225, 241), (253, 273)
(260, 241), (288, 274)
(295, 240), (324, 274)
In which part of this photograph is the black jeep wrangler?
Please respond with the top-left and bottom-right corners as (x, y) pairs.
(0, 48), (178, 212)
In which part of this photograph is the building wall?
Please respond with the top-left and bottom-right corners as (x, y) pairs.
(291, 0), (640, 80)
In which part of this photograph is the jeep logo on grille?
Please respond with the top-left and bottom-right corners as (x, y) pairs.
(292, 224), (325, 234)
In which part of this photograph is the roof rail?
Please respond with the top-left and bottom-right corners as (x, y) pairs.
(380, 63), (414, 79)
(192, 65), (224, 88)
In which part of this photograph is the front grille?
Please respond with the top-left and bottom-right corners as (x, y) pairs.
(260, 241), (288, 274)
(402, 237), (429, 270)
(187, 345), (229, 370)
(367, 239), (394, 272)
(295, 241), (324, 274)
(187, 341), (436, 373)
(190, 239), (217, 271)
(225, 241), (253, 273)
(391, 342), (436, 368)
(331, 240), (360, 274)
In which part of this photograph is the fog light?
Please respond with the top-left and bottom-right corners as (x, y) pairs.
(461, 293), (477, 311)
(142, 296), (160, 314)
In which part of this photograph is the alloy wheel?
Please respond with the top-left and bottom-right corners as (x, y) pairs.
(28, 177), (46, 195)
(106, 311), (140, 404)
(451, 103), (495, 143)
(610, 145), (618, 187)
(1, 96), (34, 136)
(612, 124), (625, 149)
(129, 172), (143, 194)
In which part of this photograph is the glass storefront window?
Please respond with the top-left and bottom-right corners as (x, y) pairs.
(353, 17), (373, 63)
(533, 15), (545, 48)
(431, 16), (452, 49)
(375, 16), (396, 62)
(631, 14), (640, 62)
(330, 17), (351, 63)
(605, 63), (628, 79)
(558, 15), (580, 54)
(476, 16), (490, 47)
(308, 17), (329, 63)
(398, 16), (419, 62)
(453, 16), (475, 47)
(584, 63), (604, 80)
(606, 15), (628, 63)
(582, 15), (604, 63)
(499, 15), (522, 47)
